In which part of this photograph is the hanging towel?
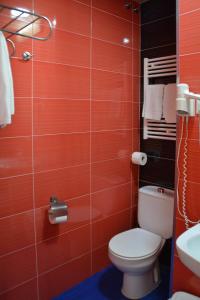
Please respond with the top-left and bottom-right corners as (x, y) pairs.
(142, 84), (165, 121)
(163, 83), (176, 123)
(0, 31), (14, 127)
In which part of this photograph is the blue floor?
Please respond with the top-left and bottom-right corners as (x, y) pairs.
(54, 265), (170, 300)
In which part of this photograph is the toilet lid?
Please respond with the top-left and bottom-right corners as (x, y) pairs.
(109, 228), (162, 259)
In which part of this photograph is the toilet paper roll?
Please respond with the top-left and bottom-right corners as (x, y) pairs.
(49, 215), (68, 224)
(131, 152), (147, 166)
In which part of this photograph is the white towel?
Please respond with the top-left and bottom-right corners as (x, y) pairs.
(0, 31), (14, 127)
(163, 84), (176, 123)
(142, 84), (165, 121)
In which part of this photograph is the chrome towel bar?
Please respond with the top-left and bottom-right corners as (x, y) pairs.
(0, 3), (53, 58)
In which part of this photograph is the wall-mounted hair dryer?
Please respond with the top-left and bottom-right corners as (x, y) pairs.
(177, 83), (200, 116)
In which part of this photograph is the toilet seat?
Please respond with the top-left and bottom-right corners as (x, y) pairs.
(109, 228), (162, 259)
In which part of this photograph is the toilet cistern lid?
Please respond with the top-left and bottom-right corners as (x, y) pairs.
(109, 228), (162, 259)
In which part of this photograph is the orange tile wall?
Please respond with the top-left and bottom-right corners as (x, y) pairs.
(173, 0), (200, 295)
(0, 0), (140, 299)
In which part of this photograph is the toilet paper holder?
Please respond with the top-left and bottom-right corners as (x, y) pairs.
(48, 196), (68, 224)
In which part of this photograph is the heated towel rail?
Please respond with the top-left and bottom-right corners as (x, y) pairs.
(143, 55), (177, 141)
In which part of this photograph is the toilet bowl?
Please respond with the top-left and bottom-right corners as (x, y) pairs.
(109, 228), (165, 299)
(108, 186), (174, 299)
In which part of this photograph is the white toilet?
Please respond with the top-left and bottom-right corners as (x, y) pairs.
(108, 186), (174, 299)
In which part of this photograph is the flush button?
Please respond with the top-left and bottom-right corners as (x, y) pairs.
(157, 187), (165, 194)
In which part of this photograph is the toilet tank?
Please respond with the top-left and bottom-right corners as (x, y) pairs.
(138, 186), (174, 239)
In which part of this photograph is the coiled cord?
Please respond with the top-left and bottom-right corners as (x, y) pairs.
(182, 118), (189, 229)
(176, 116), (200, 229)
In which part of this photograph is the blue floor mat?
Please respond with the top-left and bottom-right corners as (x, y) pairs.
(54, 265), (170, 300)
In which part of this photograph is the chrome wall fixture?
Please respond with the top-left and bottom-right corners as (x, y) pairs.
(22, 51), (33, 61)
(0, 3), (53, 60)
(124, 1), (140, 13)
(48, 196), (68, 225)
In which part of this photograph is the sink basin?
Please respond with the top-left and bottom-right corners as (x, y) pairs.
(176, 223), (200, 277)
(171, 292), (200, 300)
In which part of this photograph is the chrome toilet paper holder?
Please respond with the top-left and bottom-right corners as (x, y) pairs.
(48, 196), (68, 224)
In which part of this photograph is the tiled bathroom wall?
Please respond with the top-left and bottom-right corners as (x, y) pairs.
(173, 0), (200, 295)
(0, 1), (140, 299)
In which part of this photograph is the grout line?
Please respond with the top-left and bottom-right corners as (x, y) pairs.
(92, 242), (110, 252)
(11, 56), (140, 77)
(130, 13), (134, 229)
(33, 98), (134, 102)
(0, 172), (33, 180)
(9, 96), (32, 99)
(38, 251), (91, 277)
(12, 57), (133, 76)
(34, 181), (132, 212)
(137, 16), (141, 226)
(132, 19), (140, 221)
(20, 96), (138, 100)
(73, 0), (91, 7)
(0, 209), (34, 221)
(141, 14), (176, 27)
(0, 127), (139, 140)
(89, 0), (93, 275)
(33, 98), (140, 103)
(0, 135), (33, 140)
(31, 14), (40, 299)
(147, 155), (175, 162)
(91, 181), (131, 195)
(0, 243), (35, 259)
(91, 156), (131, 165)
(180, 7), (200, 16)
(0, 126), (135, 140)
(141, 42), (176, 52)
(86, 99), (134, 102)
(37, 223), (91, 245)
(176, 216), (185, 222)
(91, 6), (133, 24)
(0, 154), (134, 182)
(91, 207), (131, 225)
(92, 36), (134, 50)
(139, 179), (175, 189)
(0, 276), (38, 296)
(0, 150), (136, 181)
(180, 51), (200, 57)
(178, 178), (200, 185)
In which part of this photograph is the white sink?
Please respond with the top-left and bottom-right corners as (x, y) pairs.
(170, 292), (200, 300)
(176, 223), (200, 278)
